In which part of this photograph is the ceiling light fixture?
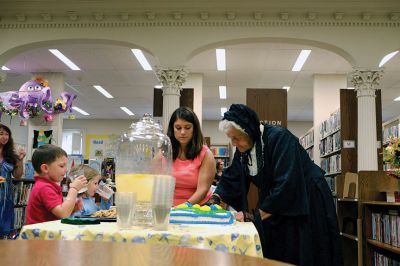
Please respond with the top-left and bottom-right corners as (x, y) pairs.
(93, 85), (114, 98)
(216, 49), (226, 71)
(292, 49), (311, 72)
(220, 107), (227, 116)
(394, 96), (400, 101)
(1, 66), (10, 71)
(72, 106), (89, 115)
(379, 51), (399, 67)
(219, 85), (227, 99)
(131, 49), (152, 70)
(154, 84), (163, 89)
(282, 86), (290, 91)
(120, 107), (135, 116)
(49, 49), (80, 70)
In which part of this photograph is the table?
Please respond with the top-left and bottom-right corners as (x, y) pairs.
(19, 220), (263, 258)
(0, 240), (291, 266)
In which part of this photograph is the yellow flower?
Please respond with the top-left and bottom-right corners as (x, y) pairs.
(55, 99), (66, 110)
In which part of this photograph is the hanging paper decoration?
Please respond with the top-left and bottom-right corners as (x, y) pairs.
(0, 77), (77, 125)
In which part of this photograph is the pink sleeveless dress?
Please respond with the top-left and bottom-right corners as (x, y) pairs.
(173, 145), (212, 206)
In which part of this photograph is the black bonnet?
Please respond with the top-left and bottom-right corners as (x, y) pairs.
(223, 104), (261, 141)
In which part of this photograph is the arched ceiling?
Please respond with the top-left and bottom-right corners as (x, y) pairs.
(0, 0), (399, 122)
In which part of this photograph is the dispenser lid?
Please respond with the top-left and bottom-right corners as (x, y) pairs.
(128, 113), (164, 138)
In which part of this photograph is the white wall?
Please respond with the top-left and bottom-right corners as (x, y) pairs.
(313, 74), (347, 167)
(0, 119), (29, 147)
(287, 121), (314, 138)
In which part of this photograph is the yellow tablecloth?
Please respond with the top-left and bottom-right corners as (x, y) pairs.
(19, 221), (263, 258)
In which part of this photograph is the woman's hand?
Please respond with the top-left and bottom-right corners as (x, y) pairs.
(235, 211), (254, 222)
(259, 209), (271, 220)
(17, 147), (26, 161)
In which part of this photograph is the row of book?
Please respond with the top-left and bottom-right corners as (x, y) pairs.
(305, 149), (313, 161)
(371, 211), (400, 247)
(210, 146), (229, 157)
(13, 207), (26, 230)
(299, 129), (314, 150)
(325, 176), (336, 195)
(319, 109), (340, 139)
(373, 252), (400, 266)
(319, 131), (341, 156)
(13, 182), (33, 205)
(320, 154), (341, 174)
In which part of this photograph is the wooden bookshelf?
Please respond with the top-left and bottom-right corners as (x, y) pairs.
(335, 171), (399, 266)
(12, 178), (35, 233)
(299, 127), (314, 161)
(364, 200), (400, 265)
(210, 144), (231, 168)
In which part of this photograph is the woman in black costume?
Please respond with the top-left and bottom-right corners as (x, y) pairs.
(208, 104), (342, 266)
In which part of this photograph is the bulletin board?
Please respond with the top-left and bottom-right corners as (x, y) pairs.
(84, 134), (119, 160)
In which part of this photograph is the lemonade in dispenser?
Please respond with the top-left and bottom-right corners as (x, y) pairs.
(116, 114), (173, 226)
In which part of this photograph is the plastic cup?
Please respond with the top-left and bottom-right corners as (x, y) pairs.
(116, 192), (136, 229)
(96, 181), (114, 199)
(67, 168), (87, 193)
(151, 175), (175, 230)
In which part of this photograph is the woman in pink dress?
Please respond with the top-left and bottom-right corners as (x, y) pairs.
(167, 107), (216, 206)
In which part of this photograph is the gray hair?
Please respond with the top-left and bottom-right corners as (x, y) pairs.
(218, 120), (248, 135)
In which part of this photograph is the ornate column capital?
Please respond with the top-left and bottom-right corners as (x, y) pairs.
(155, 66), (188, 96)
(350, 68), (383, 97)
(0, 70), (6, 83)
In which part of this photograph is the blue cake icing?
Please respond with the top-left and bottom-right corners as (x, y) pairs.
(169, 203), (234, 225)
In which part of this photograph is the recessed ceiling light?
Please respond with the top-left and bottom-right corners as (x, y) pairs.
(282, 86), (290, 91)
(49, 49), (80, 70)
(379, 50), (399, 67)
(292, 49), (311, 72)
(93, 85), (114, 98)
(72, 106), (89, 115)
(120, 107), (135, 116)
(131, 49), (152, 70)
(219, 85), (227, 99)
(220, 107), (227, 116)
(394, 96), (400, 101)
(1, 66), (10, 71)
(216, 49), (226, 71)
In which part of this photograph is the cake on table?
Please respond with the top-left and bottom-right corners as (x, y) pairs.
(169, 202), (234, 225)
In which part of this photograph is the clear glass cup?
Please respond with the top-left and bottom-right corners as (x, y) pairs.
(151, 175), (175, 230)
(96, 181), (114, 199)
(67, 168), (87, 193)
(116, 192), (136, 229)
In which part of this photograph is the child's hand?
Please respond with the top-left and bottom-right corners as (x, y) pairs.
(73, 198), (83, 212)
(70, 175), (88, 191)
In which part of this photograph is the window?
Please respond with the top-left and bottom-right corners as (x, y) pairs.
(62, 129), (83, 155)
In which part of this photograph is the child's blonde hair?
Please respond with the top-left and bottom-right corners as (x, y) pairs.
(69, 164), (99, 181)
(69, 164), (100, 197)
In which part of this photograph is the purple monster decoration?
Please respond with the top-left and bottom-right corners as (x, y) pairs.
(0, 77), (77, 124)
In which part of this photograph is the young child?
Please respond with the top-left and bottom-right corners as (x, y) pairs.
(26, 144), (87, 224)
(70, 164), (111, 217)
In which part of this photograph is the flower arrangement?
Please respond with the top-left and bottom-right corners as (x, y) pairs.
(383, 136), (400, 178)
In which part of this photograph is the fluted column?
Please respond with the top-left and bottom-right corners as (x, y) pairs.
(155, 66), (188, 132)
(350, 68), (383, 171)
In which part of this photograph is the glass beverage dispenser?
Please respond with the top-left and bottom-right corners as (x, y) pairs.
(116, 114), (173, 226)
